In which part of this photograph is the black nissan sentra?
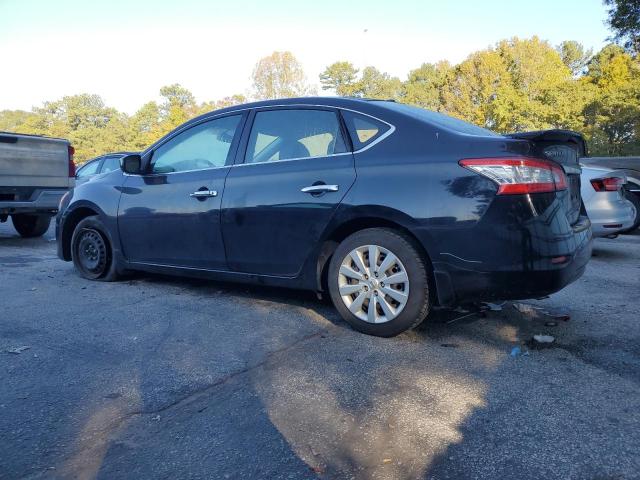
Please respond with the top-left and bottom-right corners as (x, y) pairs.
(56, 97), (592, 337)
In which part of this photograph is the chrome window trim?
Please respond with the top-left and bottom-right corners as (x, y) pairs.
(125, 103), (396, 176)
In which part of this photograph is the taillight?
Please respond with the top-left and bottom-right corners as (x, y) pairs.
(590, 177), (624, 192)
(68, 145), (76, 177)
(459, 157), (567, 195)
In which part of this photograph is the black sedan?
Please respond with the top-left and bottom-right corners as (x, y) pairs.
(56, 97), (592, 337)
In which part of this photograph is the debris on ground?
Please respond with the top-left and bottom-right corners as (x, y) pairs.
(383, 458), (393, 464)
(527, 334), (556, 349)
(510, 346), (522, 357)
(7, 346), (30, 354)
(512, 303), (537, 315)
(441, 343), (459, 348)
(545, 321), (558, 327)
(533, 334), (555, 343)
(483, 302), (504, 311)
(549, 313), (570, 322)
(151, 414), (161, 421)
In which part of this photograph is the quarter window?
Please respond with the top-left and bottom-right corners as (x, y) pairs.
(100, 156), (122, 173)
(76, 159), (100, 177)
(152, 115), (241, 173)
(245, 109), (347, 164)
(341, 111), (390, 150)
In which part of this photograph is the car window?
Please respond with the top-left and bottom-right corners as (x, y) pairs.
(152, 115), (241, 173)
(341, 111), (391, 151)
(100, 155), (122, 173)
(245, 109), (347, 164)
(76, 159), (101, 177)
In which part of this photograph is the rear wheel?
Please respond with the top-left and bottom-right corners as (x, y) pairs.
(328, 228), (430, 337)
(11, 214), (51, 238)
(71, 217), (119, 281)
(621, 190), (640, 233)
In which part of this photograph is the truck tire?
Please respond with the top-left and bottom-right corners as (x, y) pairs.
(11, 214), (51, 238)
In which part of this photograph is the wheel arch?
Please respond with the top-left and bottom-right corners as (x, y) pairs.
(315, 211), (438, 305)
(59, 204), (102, 261)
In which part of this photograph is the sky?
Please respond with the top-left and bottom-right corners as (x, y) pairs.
(0, 0), (612, 114)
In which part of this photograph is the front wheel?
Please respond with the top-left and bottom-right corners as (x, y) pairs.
(71, 217), (119, 281)
(11, 214), (51, 238)
(328, 228), (431, 337)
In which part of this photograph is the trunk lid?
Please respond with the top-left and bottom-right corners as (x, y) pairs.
(506, 129), (585, 225)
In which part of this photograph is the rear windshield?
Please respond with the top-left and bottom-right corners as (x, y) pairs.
(373, 101), (500, 137)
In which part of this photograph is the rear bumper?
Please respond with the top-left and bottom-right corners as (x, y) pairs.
(587, 195), (635, 237)
(0, 188), (67, 215)
(433, 239), (591, 305)
(423, 194), (594, 306)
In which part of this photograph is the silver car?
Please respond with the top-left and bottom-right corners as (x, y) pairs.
(581, 165), (636, 237)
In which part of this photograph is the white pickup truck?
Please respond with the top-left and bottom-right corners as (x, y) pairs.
(0, 132), (75, 237)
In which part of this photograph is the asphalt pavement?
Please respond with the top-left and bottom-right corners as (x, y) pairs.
(1, 220), (639, 479)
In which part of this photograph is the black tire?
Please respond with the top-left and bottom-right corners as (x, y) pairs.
(71, 216), (119, 281)
(327, 228), (431, 337)
(621, 190), (640, 234)
(11, 214), (51, 238)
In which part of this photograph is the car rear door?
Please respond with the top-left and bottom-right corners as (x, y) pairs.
(221, 106), (356, 276)
(118, 113), (245, 270)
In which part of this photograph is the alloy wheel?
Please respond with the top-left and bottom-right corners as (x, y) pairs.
(337, 244), (410, 324)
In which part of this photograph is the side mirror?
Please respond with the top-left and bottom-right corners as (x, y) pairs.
(120, 154), (142, 174)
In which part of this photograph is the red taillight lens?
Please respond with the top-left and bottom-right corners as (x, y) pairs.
(68, 145), (76, 177)
(590, 177), (624, 192)
(459, 157), (567, 195)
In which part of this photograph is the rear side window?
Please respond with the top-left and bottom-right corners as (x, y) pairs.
(245, 109), (347, 164)
(341, 111), (391, 150)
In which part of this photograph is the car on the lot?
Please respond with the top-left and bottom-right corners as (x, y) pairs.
(580, 165), (636, 237)
(56, 97), (592, 337)
(75, 152), (134, 185)
(0, 132), (75, 237)
(581, 156), (640, 233)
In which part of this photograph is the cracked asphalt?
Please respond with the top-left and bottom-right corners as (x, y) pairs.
(1, 221), (639, 480)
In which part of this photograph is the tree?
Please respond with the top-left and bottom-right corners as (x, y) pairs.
(582, 44), (640, 154)
(403, 61), (451, 110)
(557, 40), (593, 76)
(252, 51), (313, 100)
(352, 67), (403, 100)
(319, 61), (359, 96)
(604, 0), (640, 53)
(199, 94), (247, 114)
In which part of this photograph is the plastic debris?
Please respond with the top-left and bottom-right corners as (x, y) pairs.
(513, 303), (537, 314)
(7, 346), (30, 354)
(484, 302), (504, 311)
(510, 346), (522, 357)
(533, 334), (554, 343)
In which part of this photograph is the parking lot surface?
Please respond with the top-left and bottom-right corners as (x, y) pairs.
(1, 221), (639, 479)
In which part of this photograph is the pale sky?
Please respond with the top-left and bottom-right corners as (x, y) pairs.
(0, 0), (612, 114)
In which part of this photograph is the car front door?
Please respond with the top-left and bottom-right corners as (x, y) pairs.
(221, 107), (356, 276)
(118, 113), (245, 270)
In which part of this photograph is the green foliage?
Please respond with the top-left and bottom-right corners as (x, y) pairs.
(604, 0), (640, 53)
(320, 62), (359, 96)
(557, 40), (593, 77)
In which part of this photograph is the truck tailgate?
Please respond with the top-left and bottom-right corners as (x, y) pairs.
(0, 133), (71, 188)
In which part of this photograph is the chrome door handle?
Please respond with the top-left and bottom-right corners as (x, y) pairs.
(301, 184), (339, 194)
(190, 190), (217, 198)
